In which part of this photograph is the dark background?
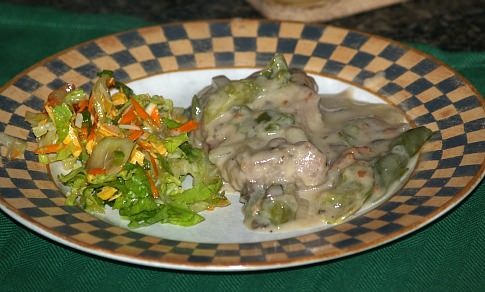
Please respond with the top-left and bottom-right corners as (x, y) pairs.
(3, 0), (485, 51)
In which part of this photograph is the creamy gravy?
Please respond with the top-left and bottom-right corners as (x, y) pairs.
(193, 64), (418, 232)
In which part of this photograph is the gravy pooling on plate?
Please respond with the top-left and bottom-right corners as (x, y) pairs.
(192, 55), (431, 231)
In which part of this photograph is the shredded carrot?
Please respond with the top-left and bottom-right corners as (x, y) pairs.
(79, 127), (89, 141)
(174, 120), (198, 133)
(145, 171), (159, 198)
(150, 107), (161, 127)
(88, 94), (95, 115)
(87, 126), (97, 142)
(77, 100), (89, 112)
(138, 141), (153, 151)
(106, 77), (116, 88)
(358, 170), (367, 178)
(87, 168), (107, 175)
(131, 98), (150, 121)
(34, 144), (62, 154)
(127, 129), (144, 141)
(118, 106), (136, 124)
(148, 154), (159, 178)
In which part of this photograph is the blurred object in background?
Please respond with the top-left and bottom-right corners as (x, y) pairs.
(2, 0), (484, 51)
(329, 0), (485, 52)
(246, 0), (407, 22)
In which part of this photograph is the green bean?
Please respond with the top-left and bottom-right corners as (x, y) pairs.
(255, 111), (271, 123)
(242, 184), (298, 229)
(338, 124), (360, 146)
(375, 126), (432, 190)
(268, 199), (296, 226)
(318, 163), (374, 224)
(190, 94), (202, 120)
(390, 126), (432, 157)
(374, 152), (409, 190)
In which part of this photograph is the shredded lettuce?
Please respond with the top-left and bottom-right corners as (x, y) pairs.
(52, 103), (72, 142)
(162, 133), (189, 153)
(64, 88), (87, 104)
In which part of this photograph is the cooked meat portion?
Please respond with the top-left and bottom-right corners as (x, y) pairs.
(227, 140), (327, 190)
(191, 55), (428, 231)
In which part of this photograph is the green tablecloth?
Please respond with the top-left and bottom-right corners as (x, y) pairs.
(0, 2), (484, 291)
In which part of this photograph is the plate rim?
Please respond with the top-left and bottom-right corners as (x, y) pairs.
(1, 18), (484, 272)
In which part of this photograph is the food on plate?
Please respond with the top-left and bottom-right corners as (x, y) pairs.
(26, 54), (431, 232)
(26, 70), (228, 228)
(192, 54), (431, 231)
(0, 132), (26, 160)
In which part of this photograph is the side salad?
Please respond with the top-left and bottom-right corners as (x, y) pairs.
(26, 70), (228, 228)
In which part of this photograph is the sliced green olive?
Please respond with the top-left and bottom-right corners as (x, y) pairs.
(87, 137), (134, 175)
